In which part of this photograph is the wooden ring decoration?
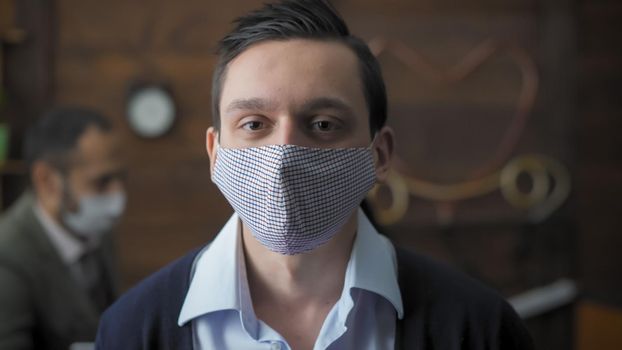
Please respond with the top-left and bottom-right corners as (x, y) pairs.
(367, 170), (410, 226)
(525, 155), (571, 223)
(500, 155), (550, 209)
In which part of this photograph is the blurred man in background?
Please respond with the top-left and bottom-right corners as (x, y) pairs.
(0, 107), (127, 349)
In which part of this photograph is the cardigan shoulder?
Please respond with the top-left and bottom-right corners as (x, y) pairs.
(95, 246), (203, 350)
(395, 247), (533, 349)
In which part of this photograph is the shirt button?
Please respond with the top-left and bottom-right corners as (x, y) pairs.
(270, 342), (282, 350)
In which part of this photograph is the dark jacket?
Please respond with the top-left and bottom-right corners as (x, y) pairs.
(96, 244), (533, 349)
(0, 193), (118, 350)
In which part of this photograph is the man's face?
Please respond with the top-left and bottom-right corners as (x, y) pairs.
(60, 126), (126, 213)
(204, 38), (394, 250)
(215, 39), (372, 149)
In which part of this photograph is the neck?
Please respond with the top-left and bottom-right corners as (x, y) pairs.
(242, 211), (358, 307)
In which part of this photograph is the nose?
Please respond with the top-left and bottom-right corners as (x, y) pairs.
(274, 117), (306, 146)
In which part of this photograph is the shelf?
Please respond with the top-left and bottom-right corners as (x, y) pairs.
(0, 160), (27, 174)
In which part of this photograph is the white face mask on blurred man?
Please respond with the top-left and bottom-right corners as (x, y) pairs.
(61, 186), (126, 240)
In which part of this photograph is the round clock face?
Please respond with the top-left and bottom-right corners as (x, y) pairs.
(127, 87), (176, 138)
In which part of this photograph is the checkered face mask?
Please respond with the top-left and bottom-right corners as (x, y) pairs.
(213, 143), (377, 255)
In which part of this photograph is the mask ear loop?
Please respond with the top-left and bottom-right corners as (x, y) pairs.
(60, 172), (78, 214)
(58, 173), (91, 241)
(211, 133), (223, 182)
(367, 132), (379, 152)
(368, 132), (381, 164)
(214, 131), (223, 153)
(367, 132), (382, 186)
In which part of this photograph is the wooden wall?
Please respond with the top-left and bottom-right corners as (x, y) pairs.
(53, 0), (578, 289)
(576, 0), (622, 307)
(3, 0), (620, 348)
(54, 0), (264, 284)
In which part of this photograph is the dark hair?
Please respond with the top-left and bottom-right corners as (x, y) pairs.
(23, 107), (112, 171)
(211, 0), (387, 136)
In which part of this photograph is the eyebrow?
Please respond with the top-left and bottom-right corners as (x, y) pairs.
(225, 98), (278, 114)
(224, 96), (356, 116)
(298, 97), (355, 116)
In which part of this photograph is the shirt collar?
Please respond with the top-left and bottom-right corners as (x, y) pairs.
(178, 214), (244, 325)
(342, 208), (404, 319)
(178, 209), (404, 326)
(34, 201), (87, 265)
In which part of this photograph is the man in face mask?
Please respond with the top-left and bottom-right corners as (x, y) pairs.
(0, 107), (127, 349)
(96, 1), (533, 349)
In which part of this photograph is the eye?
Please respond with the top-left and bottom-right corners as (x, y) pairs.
(92, 171), (127, 193)
(242, 120), (264, 131)
(310, 119), (339, 132)
(93, 176), (112, 192)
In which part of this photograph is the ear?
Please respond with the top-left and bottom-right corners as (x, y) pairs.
(31, 160), (63, 214)
(206, 127), (218, 177)
(372, 126), (395, 183)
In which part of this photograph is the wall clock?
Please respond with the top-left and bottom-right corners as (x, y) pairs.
(126, 85), (176, 138)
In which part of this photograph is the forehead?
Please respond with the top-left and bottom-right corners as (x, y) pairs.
(219, 39), (366, 112)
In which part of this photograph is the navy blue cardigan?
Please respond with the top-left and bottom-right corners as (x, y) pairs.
(96, 247), (533, 349)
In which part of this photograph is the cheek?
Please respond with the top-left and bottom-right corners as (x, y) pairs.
(49, 172), (64, 197)
(219, 128), (249, 149)
(64, 171), (94, 198)
(341, 128), (374, 148)
(46, 174), (67, 212)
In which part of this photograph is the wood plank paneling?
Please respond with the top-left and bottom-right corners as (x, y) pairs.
(48, 1), (621, 349)
(54, 0), (265, 289)
(576, 0), (622, 307)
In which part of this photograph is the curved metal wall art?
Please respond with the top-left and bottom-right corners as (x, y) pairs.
(366, 38), (571, 226)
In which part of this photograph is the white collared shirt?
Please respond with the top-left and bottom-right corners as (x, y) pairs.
(34, 202), (86, 265)
(179, 209), (403, 350)
(34, 202), (94, 288)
